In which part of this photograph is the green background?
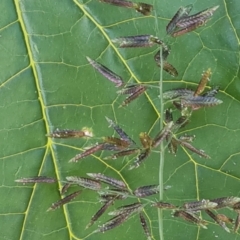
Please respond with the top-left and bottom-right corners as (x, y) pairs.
(1, 0), (240, 239)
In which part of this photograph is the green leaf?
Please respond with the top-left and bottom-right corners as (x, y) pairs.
(1, 0), (240, 240)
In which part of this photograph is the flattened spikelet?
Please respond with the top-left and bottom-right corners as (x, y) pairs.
(112, 35), (162, 48)
(154, 48), (170, 62)
(15, 176), (56, 183)
(47, 190), (81, 211)
(205, 209), (230, 232)
(87, 173), (127, 189)
(66, 176), (101, 190)
(172, 100), (183, 110)
(48, 129), (85, 138)
(172, 21), (204, 37)
(86, 199), (114, 228)
(154, 51), (178, 77)
(139, 213), (151, 240)
(108, 202), (143, 216)
(152, 121), (174, 148)
(99, 193), (127, 202)
(181, 95), (222, 110)
(167, 138), (179, 155)
(99, 0), (152, 16)
(194, 68), (212, 96)
(210, 196), (240, 208)
(216, 214), (234, 224)
(86, 56), (123, 87)
(233, 202), (240, 211)
(69, 143), (105, 163)
(183, 199), (218, 211)
(61, 183), (72, 194)
(165, 108), (173, 123)
(176, 6), (219, 28)
(129, 148), (151, 169)
(139, 132), (152, 148)
(134, 185), (159, 197)
(176, 14), (209, 29)
(234, 213), (240, 232)
(96, 213), (130, 233)
(104, 148), (140, 160)
(134, 2), (153, 15)
(47, 129), (92, 138)
(103, 137), (130, 149)
(174, 210), (207, 229)
(102, 142), (127, 151)
(172, 6), (219, 37)
(179, 140), (210, 159)
(175, 116), (189, 129)
(163, 62), (178, 77)
(166, 4), (193, 34)
(117, 84), (143, 95)
(105, 117), (136, 145)
(120, 85), (147, 107)
(163, 88), (194, 100)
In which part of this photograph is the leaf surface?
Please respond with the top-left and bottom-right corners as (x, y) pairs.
(1, 0), (240, 240)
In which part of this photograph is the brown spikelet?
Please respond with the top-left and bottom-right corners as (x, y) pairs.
(60, 183), (72, 194)
(194, 68), (212, 96)
(134, 3), (153, 16)
(108, 202), (143, 216)
(120, 85), (147, 107)
(87, 173), (127, 189)
(172, 21), (204, 37)
(104, 148), (140, 160)
(174, 210), (207, 229)
(139, 132), (152, 148)
(165, 108), (173, 123)
(103, 136), (130, 149)
(216, 214), (234, 225)
(163, 88), (194, 100)
(112, 35), (162, 48)
(166, 4), (193, 34)
(15, 176), (56, 184)
(139, 213), (151, 240)
(179, 140), (210, 159)
(86, 199), (114, 228)
(97, 211), (132, 233)
(152, 121), (174, 148)
(69, 143), (105, 163)
(210, 197), (240, 209)
(129, 148), (151, 170)
(47, 190), (81, 211)
(117, 84), (143, 95)
(133, 185), (159, 197)
(167, 137), (179, 155)
(87, 57), (123, 87)
(176, 6), (219, 28)
(66, 176), (101, 190)
(205, 209), (230, 232)
(105, 117), (136, 145)
(183, 199), (218, 211)
(234, 213), (240, 232)
(47, 129), (92, 138)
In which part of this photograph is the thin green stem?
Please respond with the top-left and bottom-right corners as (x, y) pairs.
(158, 46), (164, 240)
(153, 6), (164, 240)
